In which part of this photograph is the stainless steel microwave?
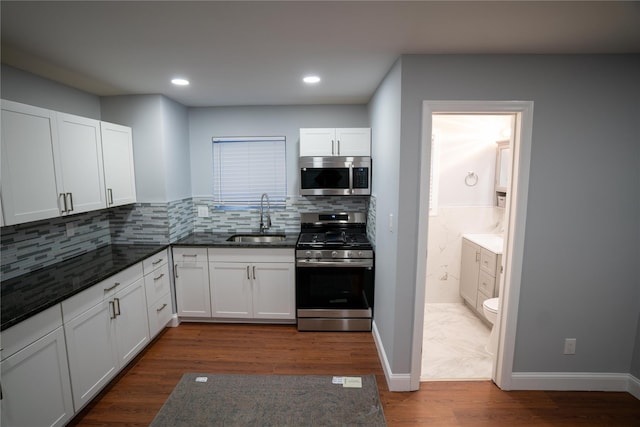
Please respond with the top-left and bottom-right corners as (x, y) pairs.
(299, 156), (371, 196)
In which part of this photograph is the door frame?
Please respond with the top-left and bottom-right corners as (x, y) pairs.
(411, 100), (534, 390)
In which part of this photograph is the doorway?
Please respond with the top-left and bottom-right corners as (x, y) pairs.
(410, 101), (534, 391)
(421, 113), (515, 381)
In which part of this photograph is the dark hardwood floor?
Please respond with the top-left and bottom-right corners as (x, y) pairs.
(68, 323), (640, 426)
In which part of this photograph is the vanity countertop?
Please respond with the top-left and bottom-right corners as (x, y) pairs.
(462, 234), (504, 254)
(1, 244), (167, 331)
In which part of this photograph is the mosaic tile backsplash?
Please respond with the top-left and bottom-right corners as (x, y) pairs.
(1, 195), (374, 280)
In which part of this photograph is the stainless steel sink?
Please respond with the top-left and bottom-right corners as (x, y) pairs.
(226, 234), (287, 243)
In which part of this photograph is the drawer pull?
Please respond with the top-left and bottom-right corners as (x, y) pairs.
(182, 254), (198, 258)
(154, 273), (165, 281)
(152, 258), (163, 265)
(156, 303), (168, 312)
(104, 282), (120, 292)
(114, 298), (121, 316)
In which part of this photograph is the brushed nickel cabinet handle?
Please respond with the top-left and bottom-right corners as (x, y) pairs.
(246, 265), (250, 280)
(152, 258), (163, 265)
(104, 282), (120, 292)
(60, 193), (68, 213)
(156, 303), (168, 312)
(174, 264), (179, 278)
(66, 192), (74, 212)
(107, 188), (114, 205)
(109, 301), (116, 319)
(114, 297), (121, 316)
(154, 273), (165, 281)
(252, 265), (256, 280)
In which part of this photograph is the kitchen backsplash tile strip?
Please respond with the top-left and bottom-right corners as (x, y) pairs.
(169, 198), (194, 243)
(192, 196), (369, 234)
(367, 195), (376, 247)
(0, 211), (111, 280)
(109, 203), (170, 244)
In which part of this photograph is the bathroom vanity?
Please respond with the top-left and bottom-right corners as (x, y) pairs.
(460, 234), (503, 321)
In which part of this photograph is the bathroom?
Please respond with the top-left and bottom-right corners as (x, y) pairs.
(421, 113), (514, 381)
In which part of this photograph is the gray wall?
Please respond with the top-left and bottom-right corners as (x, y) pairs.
(1, 64), (101, 118)
(367, 59), (404, 370)
(161, 97), (192, 201)
(188, 105), (369, 197)
(372, 54), (640, 376)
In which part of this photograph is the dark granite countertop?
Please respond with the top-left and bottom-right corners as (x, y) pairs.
(173, 232), (299, 248)
(1, 244), (168, 331)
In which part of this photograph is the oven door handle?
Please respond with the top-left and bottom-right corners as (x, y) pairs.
(296, 259), (373, 268)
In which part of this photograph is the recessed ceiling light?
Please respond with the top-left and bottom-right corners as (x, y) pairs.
(303, 75), (321, 84)
(171, 78), (190, 86)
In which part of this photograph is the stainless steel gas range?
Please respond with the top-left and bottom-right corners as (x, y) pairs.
(295, 212), (375, 331)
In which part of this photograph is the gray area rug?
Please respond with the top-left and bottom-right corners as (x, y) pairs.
(150, 373), (386, 427)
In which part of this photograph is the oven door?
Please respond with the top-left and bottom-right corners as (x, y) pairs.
(295, 259), (374, 330)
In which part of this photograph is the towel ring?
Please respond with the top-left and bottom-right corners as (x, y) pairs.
(465, 171), (478, 187)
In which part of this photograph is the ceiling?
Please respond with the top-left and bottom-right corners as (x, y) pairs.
(2, 1), (639, 107)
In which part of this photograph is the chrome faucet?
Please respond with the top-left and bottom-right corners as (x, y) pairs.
(259, 193), (271, 233)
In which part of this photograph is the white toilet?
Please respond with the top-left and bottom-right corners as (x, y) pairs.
(482, 297), (500, 355)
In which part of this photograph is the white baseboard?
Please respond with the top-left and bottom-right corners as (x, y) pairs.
(510, 372), (640, 399)
(168, 313), (180, 327)
(371, 321), (412, 391)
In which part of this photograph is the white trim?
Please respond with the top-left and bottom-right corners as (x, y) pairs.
(510, 372), (640, 398)
(413, 100), (534, 391)
(372, 321), (412, 391)
(628, 374), (640, 400)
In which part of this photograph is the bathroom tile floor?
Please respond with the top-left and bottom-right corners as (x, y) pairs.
(421, 302), (493, 381)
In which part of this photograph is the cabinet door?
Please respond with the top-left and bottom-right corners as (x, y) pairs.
(174, 261), (211, 317)
(335, 128), (371, 156)
(1, 101), (62, 225)
(56, 113), (106, 214)
(0, 327), (74, 427)
(459, 238), (480, 306)
(101, 121), (137, 207)
(209, 262), (252, 318)
(63, 300), (118, 411)
(113, 278), (149, 366)
(299, 128), (335, 156)
(252, 262), (295, 320)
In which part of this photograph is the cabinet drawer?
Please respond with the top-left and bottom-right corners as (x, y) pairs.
(480, 248), (497, 274)
(147, 292), (172, 337)
(173, 247), (208, 263)
(62, 263), (143, 321)
(142, 249), (168, 275)
(1, 304), (63, 361)
(144, 263), (171, 305)
(478, 270), (496, 296)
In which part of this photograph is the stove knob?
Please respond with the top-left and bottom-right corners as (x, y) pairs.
(346, 251), (352, 258)
(305, 250), (312, 258)
(358, 251), (363, 257)
(331, 251), (338, 258)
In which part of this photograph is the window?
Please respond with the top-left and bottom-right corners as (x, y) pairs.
(212, 136), (286, 207)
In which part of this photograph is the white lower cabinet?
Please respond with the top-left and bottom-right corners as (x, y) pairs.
(0, 306), (74, 427)
(62, 264), (149, 411)
(143, 249), (173, 337)
(208, 248), (295, 321)
(173, 247), (211, 318)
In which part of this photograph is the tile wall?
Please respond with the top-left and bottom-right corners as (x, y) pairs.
(1, 195), (374, 280)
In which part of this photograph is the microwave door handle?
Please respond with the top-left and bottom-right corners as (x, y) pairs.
(349, 162), (354, 194)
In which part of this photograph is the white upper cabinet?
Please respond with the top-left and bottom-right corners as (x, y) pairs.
(1, 100), (62, 225)
(101, 122), (137, 207)
(56, 112), (107, 215)
(299, 128), (371, 157)
(1, 100), (138, 226)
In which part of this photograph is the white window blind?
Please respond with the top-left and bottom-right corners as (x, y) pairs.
(212, 136), (286, 206)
